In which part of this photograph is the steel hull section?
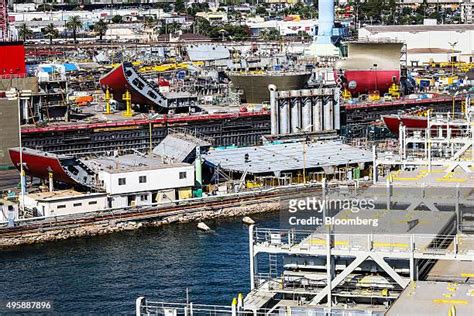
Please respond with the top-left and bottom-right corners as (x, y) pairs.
(9, 148), (77, 185)
(228, 73), (311, 104)
(99, 64), (154, 106)
(382, 115), (427, 135)
(344, 70), (399, 95)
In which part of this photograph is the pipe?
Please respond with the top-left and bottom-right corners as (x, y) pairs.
(195, 147), (202, 188)
(268, 84), (278, 135)
(333, 88), (341, 130)
(48, 171), (54, 192)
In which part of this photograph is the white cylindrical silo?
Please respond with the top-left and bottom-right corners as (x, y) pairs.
(279, 91), (290, 135)
(269, 84), (278, 135)
(313, 95), (323, 132)
(301, 89), (312, 131)
(290, 90), (301, 134)
(324, 97), (334, 131)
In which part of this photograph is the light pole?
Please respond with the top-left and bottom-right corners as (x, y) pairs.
(7, 89), (30, 213)
(448, 41), (458, 77)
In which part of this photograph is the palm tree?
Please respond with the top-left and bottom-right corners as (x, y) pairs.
(18, 23), (33, 42)
(143, 16), (156, 29)
(93, 19), (108, 41)
(66, 16), (83, 43)
(42, 23), (59, 45)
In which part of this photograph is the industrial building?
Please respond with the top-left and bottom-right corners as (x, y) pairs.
(358, 24), (474, 63)
(83, 154), (195, 208)
(21, 190), (108, 217)
(203, 140), (371, 189)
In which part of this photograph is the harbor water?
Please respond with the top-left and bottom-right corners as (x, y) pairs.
(0, 214), (279, 314)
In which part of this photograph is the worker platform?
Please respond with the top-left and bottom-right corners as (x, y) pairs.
(386, 281), (474, 315)
(246, 206), (474, 313)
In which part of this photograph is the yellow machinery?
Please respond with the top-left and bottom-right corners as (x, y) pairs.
(104, 88), (112, 114)
(368, 90), (381, 102)
(388, 83), (401, 98)
(122, 90), (133, 117)
(342, 89), (352, 101)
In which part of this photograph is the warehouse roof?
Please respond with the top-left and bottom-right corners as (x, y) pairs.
(203, 141), (372, 174)
(363, 24), (474, 34)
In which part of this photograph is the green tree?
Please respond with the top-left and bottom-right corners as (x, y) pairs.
(112, 15), (123, 24)
(256, 6), (267, 16)
(42, 23), (59, 45)
(144, 16), (156, 29)
(261, 28), (281, 41)
(160, 22), (182, 35)
(66, 16), (83, 43)
(18, 23), (33, 42)
(193, 17), (211, 35)
(94, 19), (108, 41)
(175, 0), (186, 13)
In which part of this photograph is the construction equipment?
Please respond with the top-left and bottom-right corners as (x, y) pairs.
(122, 90), (133, 117)
(342, 88), (352, 100)
(104, 88), (112, 114)
(368, 90), (381, 102)
(388, 83), (401, 98)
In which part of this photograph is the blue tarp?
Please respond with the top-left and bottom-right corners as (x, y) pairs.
(63, 63), (78, 72)
(40, 66), (54, 73)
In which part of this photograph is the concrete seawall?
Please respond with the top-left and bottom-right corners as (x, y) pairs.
(0, 200), (280, 248)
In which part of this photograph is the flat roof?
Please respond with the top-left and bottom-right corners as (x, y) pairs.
(387, 281), (474, 315)
(363, 24), (474, 34)
(83, 154), (191, 174)
(27, 190), (106, 202)
(203, 141), (372, 175)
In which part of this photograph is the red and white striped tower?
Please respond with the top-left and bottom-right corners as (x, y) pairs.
(0, 0), (7, 40)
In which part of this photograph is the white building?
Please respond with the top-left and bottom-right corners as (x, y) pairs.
(248, 19), (316, 37)
(86, 154), (195, 208)
(358, 24), (474, 63)
(21, 190), (108, 217)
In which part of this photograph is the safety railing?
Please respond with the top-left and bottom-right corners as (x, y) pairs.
(253, 228), (474, 258)
(135, 298), (281, 316)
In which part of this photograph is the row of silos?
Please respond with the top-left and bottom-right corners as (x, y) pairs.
(269, 85), (340, 135)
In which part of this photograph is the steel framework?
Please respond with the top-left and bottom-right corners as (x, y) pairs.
(0, 0), (6, 41)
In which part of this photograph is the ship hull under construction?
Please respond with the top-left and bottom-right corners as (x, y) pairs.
(336, 41), (402, 95)
(382, 114), (428, 135)
(20, 111), (271, 157)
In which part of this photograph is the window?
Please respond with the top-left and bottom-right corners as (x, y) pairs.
(57, 205), (66, 209)
(118, 178), (126, 185)
(73, 203), (82, 207)
(88, 201), (98, 205)
(179, 172), (187, 179)
(139, 176), (147, 183)
(140, 194), (148, 201)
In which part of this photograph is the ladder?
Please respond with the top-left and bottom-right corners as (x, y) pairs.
(268, 254), (278, 278)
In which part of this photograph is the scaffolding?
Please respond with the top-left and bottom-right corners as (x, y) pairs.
(0, 0), (7, 41)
